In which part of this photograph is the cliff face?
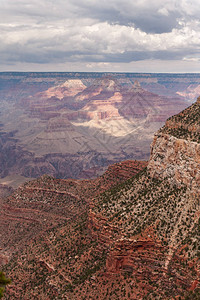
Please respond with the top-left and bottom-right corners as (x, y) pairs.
(148, 97), (200, 194)
(106, 237), (164, 274)
(148, 133), (200, 192)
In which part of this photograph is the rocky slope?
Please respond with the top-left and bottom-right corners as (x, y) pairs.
(160, 96), (200, 142)
(0, 160), (146, 266)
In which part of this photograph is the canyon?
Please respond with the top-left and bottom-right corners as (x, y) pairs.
(0, 72), (194, 191)
(0, 98), (199, 299)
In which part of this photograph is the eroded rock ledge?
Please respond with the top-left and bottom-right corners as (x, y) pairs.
(148, 133), (200, 193)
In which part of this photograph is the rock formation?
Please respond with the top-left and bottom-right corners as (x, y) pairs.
(0, 74), (188, 185)
(87, 97), (200, 299)
(148, 97), (200, 194)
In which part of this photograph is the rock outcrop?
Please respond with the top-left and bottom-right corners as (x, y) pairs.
(106, 237), (164, 274)
(148, 97), (200, 194)
(148, 133), (200, 192)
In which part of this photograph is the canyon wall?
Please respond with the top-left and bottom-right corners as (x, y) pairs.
(148, 97), (200, 195)
(148, 133), (200, 193)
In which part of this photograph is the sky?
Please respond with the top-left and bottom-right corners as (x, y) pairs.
(0, 0), (200, 73)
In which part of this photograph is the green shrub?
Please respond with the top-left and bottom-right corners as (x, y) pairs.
(0, 271), (11, 299)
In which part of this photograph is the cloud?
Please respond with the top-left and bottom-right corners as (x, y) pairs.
(71, 0), (181, 33)
(0, 0), (200, 71)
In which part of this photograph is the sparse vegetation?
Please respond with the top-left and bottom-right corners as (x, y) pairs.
(160, 98), (200, 142)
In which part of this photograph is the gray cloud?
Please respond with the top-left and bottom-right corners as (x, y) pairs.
(70, 0), (182, 34)
(0, 0), (200, 71)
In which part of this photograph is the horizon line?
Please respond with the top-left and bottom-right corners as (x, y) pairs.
(0, 71), (200, 74)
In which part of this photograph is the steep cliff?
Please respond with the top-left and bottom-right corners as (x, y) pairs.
(148, 97), (200, 193)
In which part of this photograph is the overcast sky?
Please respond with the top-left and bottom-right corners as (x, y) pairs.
(0, 0), (200, 72)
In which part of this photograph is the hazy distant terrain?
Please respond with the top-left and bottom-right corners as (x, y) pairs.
(0, 72), (196, 187)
